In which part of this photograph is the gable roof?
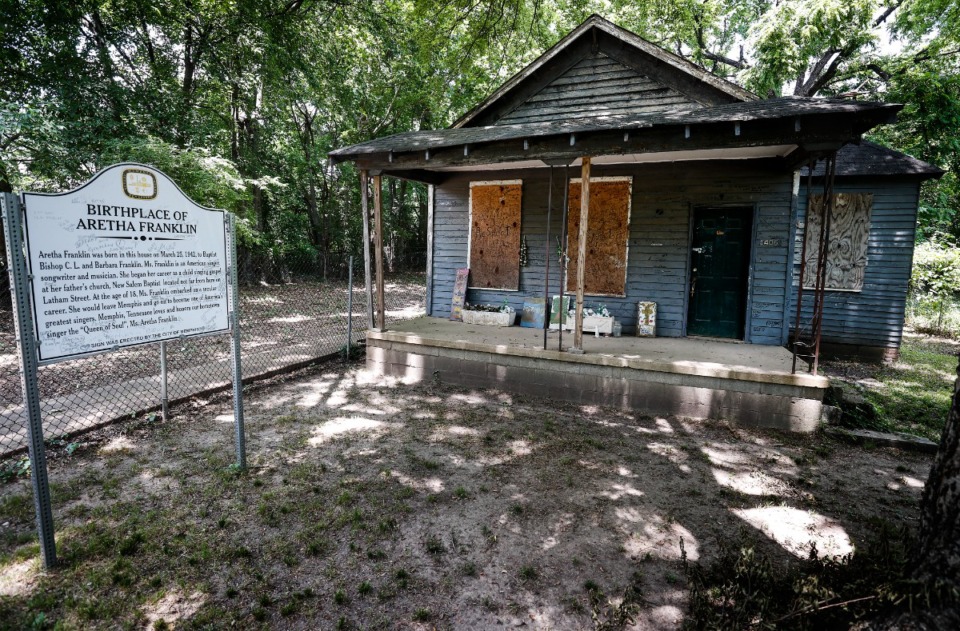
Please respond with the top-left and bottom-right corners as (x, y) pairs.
(453, 14), (756, 128)
(330, 16), (942, 183)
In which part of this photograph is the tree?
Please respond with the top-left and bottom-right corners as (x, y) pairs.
(863, 355), (960, 629)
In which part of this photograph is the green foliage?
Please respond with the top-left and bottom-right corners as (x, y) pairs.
(99, 138), (251, 214)
(911, 240), (960, 299)
(826, 336), (956, 440)
(685, 524), (917, 630)
(908, 240), (960, 337)
(1, 0), (959, 255)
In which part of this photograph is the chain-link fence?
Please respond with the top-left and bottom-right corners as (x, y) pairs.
(906, 291), (960, 339)
(0, 253), (426, 458)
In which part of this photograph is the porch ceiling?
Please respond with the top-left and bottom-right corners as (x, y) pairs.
(431, 144), (798, 172)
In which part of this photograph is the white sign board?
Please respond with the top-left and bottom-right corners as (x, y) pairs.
(22, 163), (230, 362)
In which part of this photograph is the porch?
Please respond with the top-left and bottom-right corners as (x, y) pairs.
(366, 317), (830, 431)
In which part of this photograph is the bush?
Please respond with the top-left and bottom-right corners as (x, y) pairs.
(908, 240), (960, 336)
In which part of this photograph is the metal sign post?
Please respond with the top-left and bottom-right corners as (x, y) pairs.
(1, 193), (57, 569)
(227, 213), (246, 469)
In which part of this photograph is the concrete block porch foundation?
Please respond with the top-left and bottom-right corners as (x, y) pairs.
(366, 318), (830, 432)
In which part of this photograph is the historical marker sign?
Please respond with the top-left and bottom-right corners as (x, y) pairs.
(4, 162), (246, 569)
(23, 163), (230, 362)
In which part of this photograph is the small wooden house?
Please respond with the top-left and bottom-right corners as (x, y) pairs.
(330, 15), (942, 430)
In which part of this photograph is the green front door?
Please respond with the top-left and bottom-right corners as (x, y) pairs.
(687, 207), (753, 339)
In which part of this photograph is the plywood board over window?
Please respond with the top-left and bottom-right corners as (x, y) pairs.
(469, 180), (523, 289)
(803, 193), (873, 292)
(566, 177), (632, 296)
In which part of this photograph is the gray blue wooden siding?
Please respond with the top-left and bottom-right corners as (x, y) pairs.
(429, 161), (795, 344)
(790, 177), (920, 350)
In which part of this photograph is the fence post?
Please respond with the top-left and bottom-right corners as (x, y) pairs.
(227, 213), (246, 469)
(346, 256), (354, 358)
(159, 341), (169, 421)
(2, 193), (57, 569)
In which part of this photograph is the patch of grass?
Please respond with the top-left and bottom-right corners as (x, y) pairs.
(519, 565), (538, 581)
(831, 337), (956, 441)
(424, 534), (445, 555)
(412, 607), (432, 622)
(407, 453), (441, 470)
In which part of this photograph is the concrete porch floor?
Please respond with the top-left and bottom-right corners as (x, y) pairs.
(369, 317), (826, 389)
(366, 317), (830, 431)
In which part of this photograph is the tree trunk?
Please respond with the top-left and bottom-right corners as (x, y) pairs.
(865, 355), (960, 629)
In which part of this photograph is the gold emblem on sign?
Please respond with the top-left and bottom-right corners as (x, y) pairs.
(122, 169), (157, 200)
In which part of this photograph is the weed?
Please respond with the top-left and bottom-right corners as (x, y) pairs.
(225, 588), (238, 599)
(413, 608), (432, 622)
(425, 535), (445, 555)
(454, 486), (469, 499)
(461, 561), (478, 577)
(334, 589), (347, 605)
(408, 453), (441, 470)
(358, 581), (373, 596)
(519, 565), (538, 581)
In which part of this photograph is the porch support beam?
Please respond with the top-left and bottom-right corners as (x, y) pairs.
(373, 174), (386, 330)
(572, 156), (591, 352)
(360, 170), (374, 330)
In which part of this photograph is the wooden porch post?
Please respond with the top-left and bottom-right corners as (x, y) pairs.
(573, 156), (591, 352)
(373, 174), (386, 330)
(360, 170), (374, 330)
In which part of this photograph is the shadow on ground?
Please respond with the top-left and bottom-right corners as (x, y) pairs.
(0, 359), (932, 629)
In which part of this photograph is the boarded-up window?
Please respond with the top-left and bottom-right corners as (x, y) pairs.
(803, 193), (872, 291)
(469, 181), (522, 289)
(566, 177), (632, 296)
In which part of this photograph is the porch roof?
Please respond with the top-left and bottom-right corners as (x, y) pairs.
(330, 97), (900, 182)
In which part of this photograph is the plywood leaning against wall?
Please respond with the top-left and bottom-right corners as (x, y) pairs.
(469, 181), (522, 289)
(804, 193), (873, 291)
(566, 177), (632, 295)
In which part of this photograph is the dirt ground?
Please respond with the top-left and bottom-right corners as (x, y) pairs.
(0, 358), (934, 630)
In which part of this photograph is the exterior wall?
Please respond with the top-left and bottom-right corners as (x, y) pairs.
(430, 160), (795, 343)
(791, 177), (921, 359)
